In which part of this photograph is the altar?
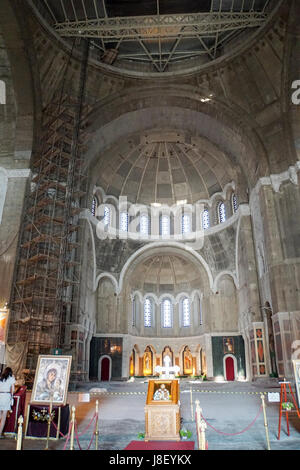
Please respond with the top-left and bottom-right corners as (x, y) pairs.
(144, 379), (180, 441)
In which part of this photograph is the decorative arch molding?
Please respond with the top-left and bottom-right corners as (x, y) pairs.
(119, 241), (213, 293)
(198, 181), (236, 208)
(212, 271), (239, 294)
(91, 183), (238, 215)
(95, 272), (119, 294)
(130, 290), (202, 306)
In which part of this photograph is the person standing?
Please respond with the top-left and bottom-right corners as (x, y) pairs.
(0, 367), (15, 438)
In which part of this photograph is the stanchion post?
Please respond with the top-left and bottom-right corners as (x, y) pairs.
(45, 398), (53, 450)
(195, 399), (206, 450)
(199, 419), (207, 450)
(195, 400), (207, 450)
(95, 400), (99, 450)
(16, 415), (23, 451)
(261, 394), (271, 450)
(195, 400), (201, 449)
(190, 387), (194, 421)
(70, 406), (76, 450)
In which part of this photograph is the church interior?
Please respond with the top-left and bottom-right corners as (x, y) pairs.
(0, 0), (300, 451)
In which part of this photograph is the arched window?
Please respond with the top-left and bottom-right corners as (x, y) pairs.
(182, 297), (191, 327)
(161, 298), (172, 328)
(103, 205), (111, 226)
(0, 80), (5, 105)
(140, 213), (149, 236)
(160, 214), (170, 236)
(217, 202), (226, 223)
(91, 196), (97, 216)
(181, 213), (191, 234)
(120, 211), (129, 232)
(144, 297), (152, 327)
(202, 209), (210, 230)
(231, 193), (238, 213)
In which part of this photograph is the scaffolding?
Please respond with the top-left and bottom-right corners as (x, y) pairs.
(8, 40), (90, 376)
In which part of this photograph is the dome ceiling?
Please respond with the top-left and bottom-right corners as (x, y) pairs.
(129, 254), (201, 294)
(28, 0), (279, 74)
(95, 131), (237, 205)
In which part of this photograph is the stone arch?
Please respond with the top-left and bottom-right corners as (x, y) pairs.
(119, 242), (213, 293)
(213, 271), (239, 294)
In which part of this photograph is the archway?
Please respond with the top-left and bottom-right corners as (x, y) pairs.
(224, 354), (237, 381)
(98, 355), (112, 381)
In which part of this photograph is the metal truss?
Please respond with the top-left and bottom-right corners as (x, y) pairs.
(53, 12), (268, 40)
(30, 0), (273, 73)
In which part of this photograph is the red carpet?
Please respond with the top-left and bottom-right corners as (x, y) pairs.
(124, 441), (195, 450)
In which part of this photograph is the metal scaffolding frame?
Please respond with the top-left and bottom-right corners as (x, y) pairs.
(29, 0), (274, 72)
(8, 40), (90, 378)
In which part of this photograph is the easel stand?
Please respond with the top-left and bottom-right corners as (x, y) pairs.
(277, 378), (300, 440)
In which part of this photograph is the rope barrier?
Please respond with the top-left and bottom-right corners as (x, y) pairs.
(49, 401), (99, 450)
(200, 404), (263, 436)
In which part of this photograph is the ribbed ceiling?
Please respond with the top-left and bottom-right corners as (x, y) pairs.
(129, 254), (201, 293)
(96, 132), (236, 205)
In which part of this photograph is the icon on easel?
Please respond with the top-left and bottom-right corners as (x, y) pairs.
(277, 378), (300, 440)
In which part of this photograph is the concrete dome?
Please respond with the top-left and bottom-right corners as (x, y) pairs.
(95, 130), (237, 205)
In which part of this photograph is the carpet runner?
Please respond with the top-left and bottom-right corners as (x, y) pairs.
(124, 440), (195, 450)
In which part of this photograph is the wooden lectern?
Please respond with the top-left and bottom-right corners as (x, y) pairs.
(144, 379), (180, 441)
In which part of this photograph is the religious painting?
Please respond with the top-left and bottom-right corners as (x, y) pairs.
(0, 306), (9, 344)
(31, 355), (72, 406)
(293, 360), (300, 408)
(143, 346), (153, 376)
(183, 346), (193, 375)
(223, 337), (234, 354)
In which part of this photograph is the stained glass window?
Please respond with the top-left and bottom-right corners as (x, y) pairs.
(160, 214), (170, 236)
(181, 213), (191, 234)
(202, 209), (210, 229)
(91, 197), (97, 216)
(140, 214), (149, 235)
(162, 298), (172, 328)
(120, 211), (129, 231)
(104, 205), (110, 226)
(218, 202), (226, 223)
(144, 298), (152, 327)
(182, 297), (191, 327)
(232, 193), (238, 213)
